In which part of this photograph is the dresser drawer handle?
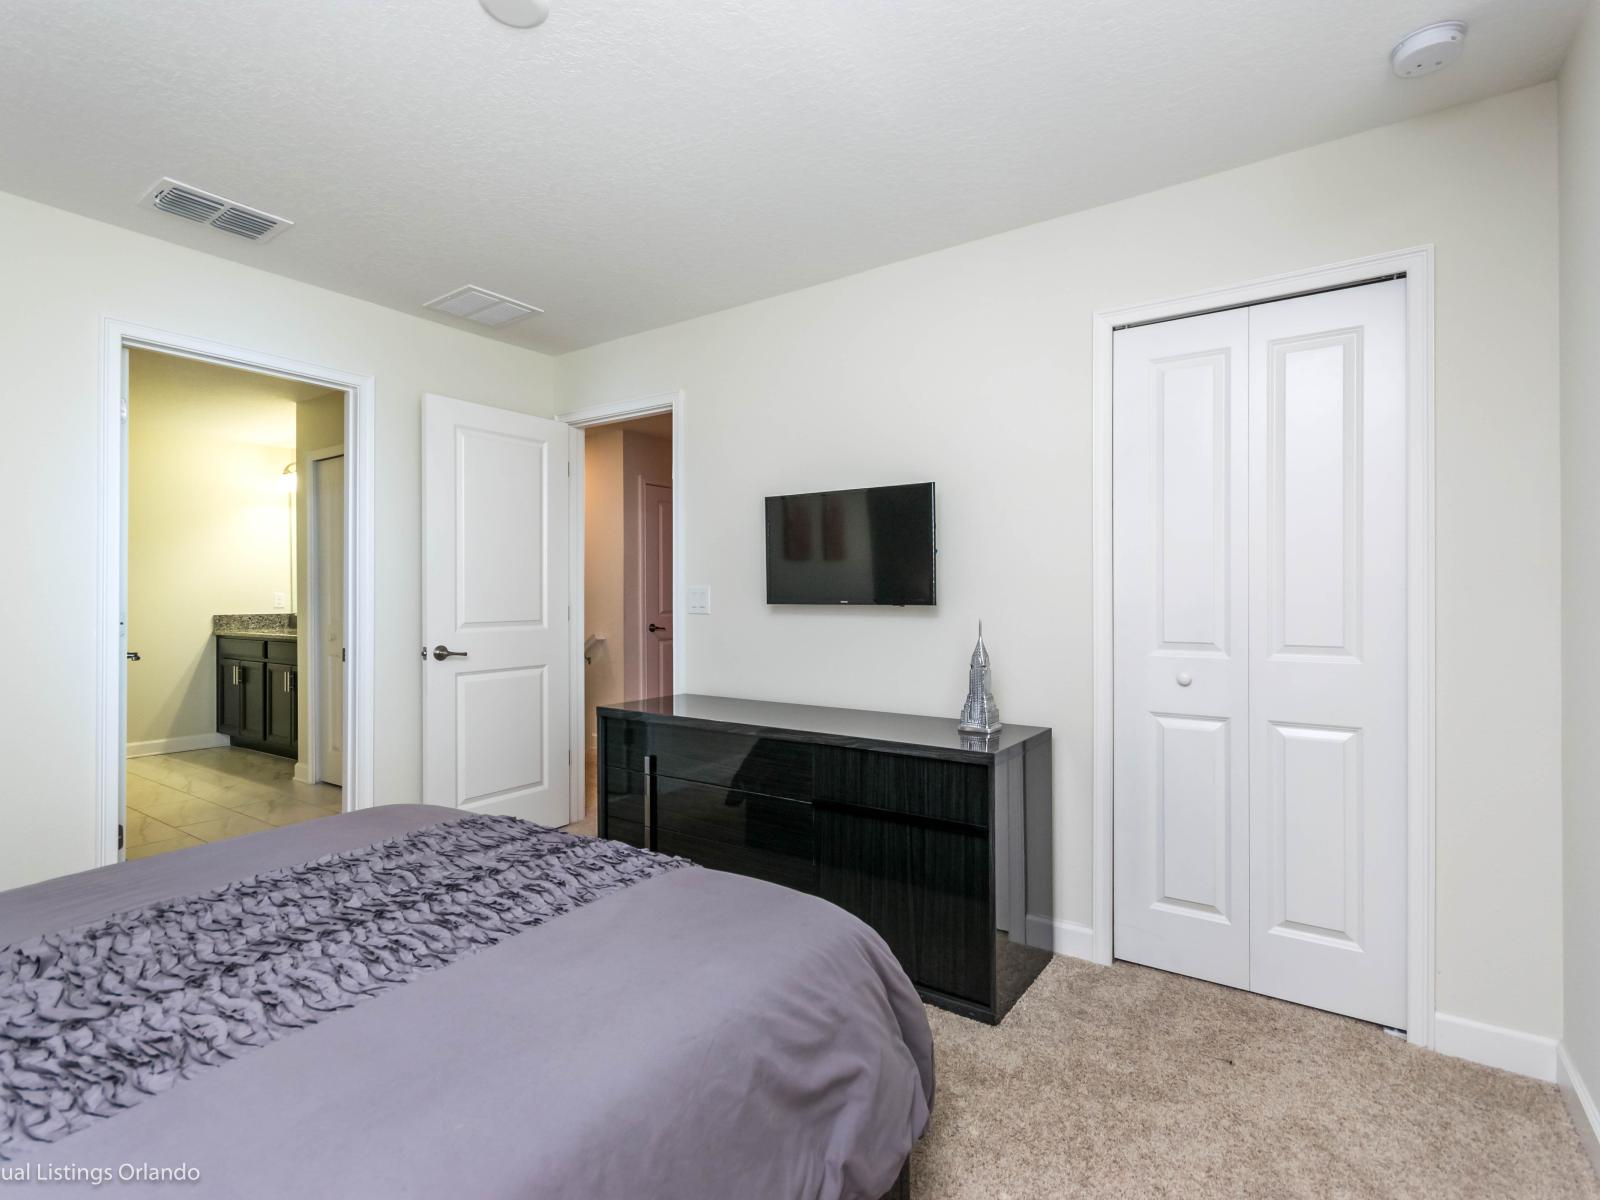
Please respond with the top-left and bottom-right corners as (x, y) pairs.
(644, 754), (658, 849)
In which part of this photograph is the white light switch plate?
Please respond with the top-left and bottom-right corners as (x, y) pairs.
(272, 592), (287, 610)
(687, 585), (711, 614)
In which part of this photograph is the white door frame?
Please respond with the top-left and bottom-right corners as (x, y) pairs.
(301, 443), (345, 787)
(558, 390), (686, 825)
(1091, 246), (1436, 1047)
(98, 320), (377, 865)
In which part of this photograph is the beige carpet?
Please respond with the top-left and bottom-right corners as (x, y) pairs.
(914, 957), (1600, 1199)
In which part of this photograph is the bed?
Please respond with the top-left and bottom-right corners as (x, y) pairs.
(0, 805), (933, 1198)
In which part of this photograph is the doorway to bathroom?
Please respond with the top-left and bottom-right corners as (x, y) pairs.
(111, 340), (362, 861)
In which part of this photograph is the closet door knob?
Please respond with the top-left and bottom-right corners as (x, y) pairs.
(1176, 672), (1193, 687)
(432, 645), (468, 662)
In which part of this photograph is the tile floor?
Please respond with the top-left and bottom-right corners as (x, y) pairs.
(124, 746), (342, 859)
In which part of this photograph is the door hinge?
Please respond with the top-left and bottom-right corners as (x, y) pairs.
(118, 823), (125, 851)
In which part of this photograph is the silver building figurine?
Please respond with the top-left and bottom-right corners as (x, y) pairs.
(957, 622), (1003, 734)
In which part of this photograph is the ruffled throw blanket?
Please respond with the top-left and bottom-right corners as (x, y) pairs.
(0, 814), (684, 1158)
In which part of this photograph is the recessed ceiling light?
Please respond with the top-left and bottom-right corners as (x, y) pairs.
(1391, 21), (1467, 79)
(481, 0), (549, 29)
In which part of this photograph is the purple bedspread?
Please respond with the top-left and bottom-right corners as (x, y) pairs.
(0, 806), (933, 1198)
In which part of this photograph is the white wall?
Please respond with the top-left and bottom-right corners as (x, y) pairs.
(1559, 0), (1600, 1148)
(0, 188), (555, 889)
(126, 350), (299, 748)
(557, 84), (1565, 1040)
(584, 425), (625, 747)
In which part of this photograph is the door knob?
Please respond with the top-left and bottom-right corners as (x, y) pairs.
(1176, 672), (1193, 687)
(126, 651), (141, 662)
(432, 645), (468, 661)
(648, 623), (666, 633)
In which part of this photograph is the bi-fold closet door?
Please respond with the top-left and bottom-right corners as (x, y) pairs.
(1111, 280), (1407, 1029)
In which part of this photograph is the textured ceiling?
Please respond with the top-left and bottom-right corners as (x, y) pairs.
(0, 1), (1585, 353)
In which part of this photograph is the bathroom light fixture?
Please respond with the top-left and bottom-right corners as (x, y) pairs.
(1391, 21), (1467, 78)
(281, 462), (298, 494)
(480, 0), (549, 28)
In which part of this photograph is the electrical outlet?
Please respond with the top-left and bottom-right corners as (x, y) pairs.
(687, 586), (711, 615)
(273, 592), (287, 610)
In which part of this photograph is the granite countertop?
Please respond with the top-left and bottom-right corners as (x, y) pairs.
(213, 614), (297, 641)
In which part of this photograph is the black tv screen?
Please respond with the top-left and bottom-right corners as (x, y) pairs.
(765, 483), (936, 606)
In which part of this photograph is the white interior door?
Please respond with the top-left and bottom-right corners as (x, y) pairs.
(642, 482), (673, 699)
(1246, 281), (1407, 1028)
(423, 394), (571, 826)
(1113, 280), (1407, 1028)
(1113, 309), (1252, 989)
(314, 454), (345, 786)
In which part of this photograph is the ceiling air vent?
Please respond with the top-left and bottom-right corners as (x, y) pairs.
(141, 178), (293, 244)
(424, 285), (544, 327)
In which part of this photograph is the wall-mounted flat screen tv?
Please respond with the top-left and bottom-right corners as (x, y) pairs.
(765, 482), (936, 605)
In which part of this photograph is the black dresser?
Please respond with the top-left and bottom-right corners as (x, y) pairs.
(597, 694), (1053, 1023)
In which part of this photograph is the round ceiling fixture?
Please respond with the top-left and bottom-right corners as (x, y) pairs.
(1391, 21), (1467, 78)
(480, 0), (549, 29)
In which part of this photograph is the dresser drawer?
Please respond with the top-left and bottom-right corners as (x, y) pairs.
(604, 768), (814, 855)
(218, 636), (267, 660)
(655, 826), (817, 894)
(817, 807), (991, 1005)
(604, 719), (814, 800)
(603, 717), (647, 773)
(817, 748), (990, 828)
(602, 767), (648, 826)
(604, 817), (648, 851)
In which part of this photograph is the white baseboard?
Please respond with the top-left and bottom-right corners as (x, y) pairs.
(1558, 1044), (1600, 1177)
(293, 763), (313, 784)
(125, 733), (230, 759)
(1434, 1012), (1558, 1082)
(1025, 915), (1098, 963)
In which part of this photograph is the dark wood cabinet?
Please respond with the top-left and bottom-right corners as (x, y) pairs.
(597, 694), (1053, 1024)
(265, 662), (297, 752)
(218, 658), (248, 737)
(216, 636), (297, 760)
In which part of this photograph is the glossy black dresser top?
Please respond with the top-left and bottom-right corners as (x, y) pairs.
(601, 694), (1048, 763)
